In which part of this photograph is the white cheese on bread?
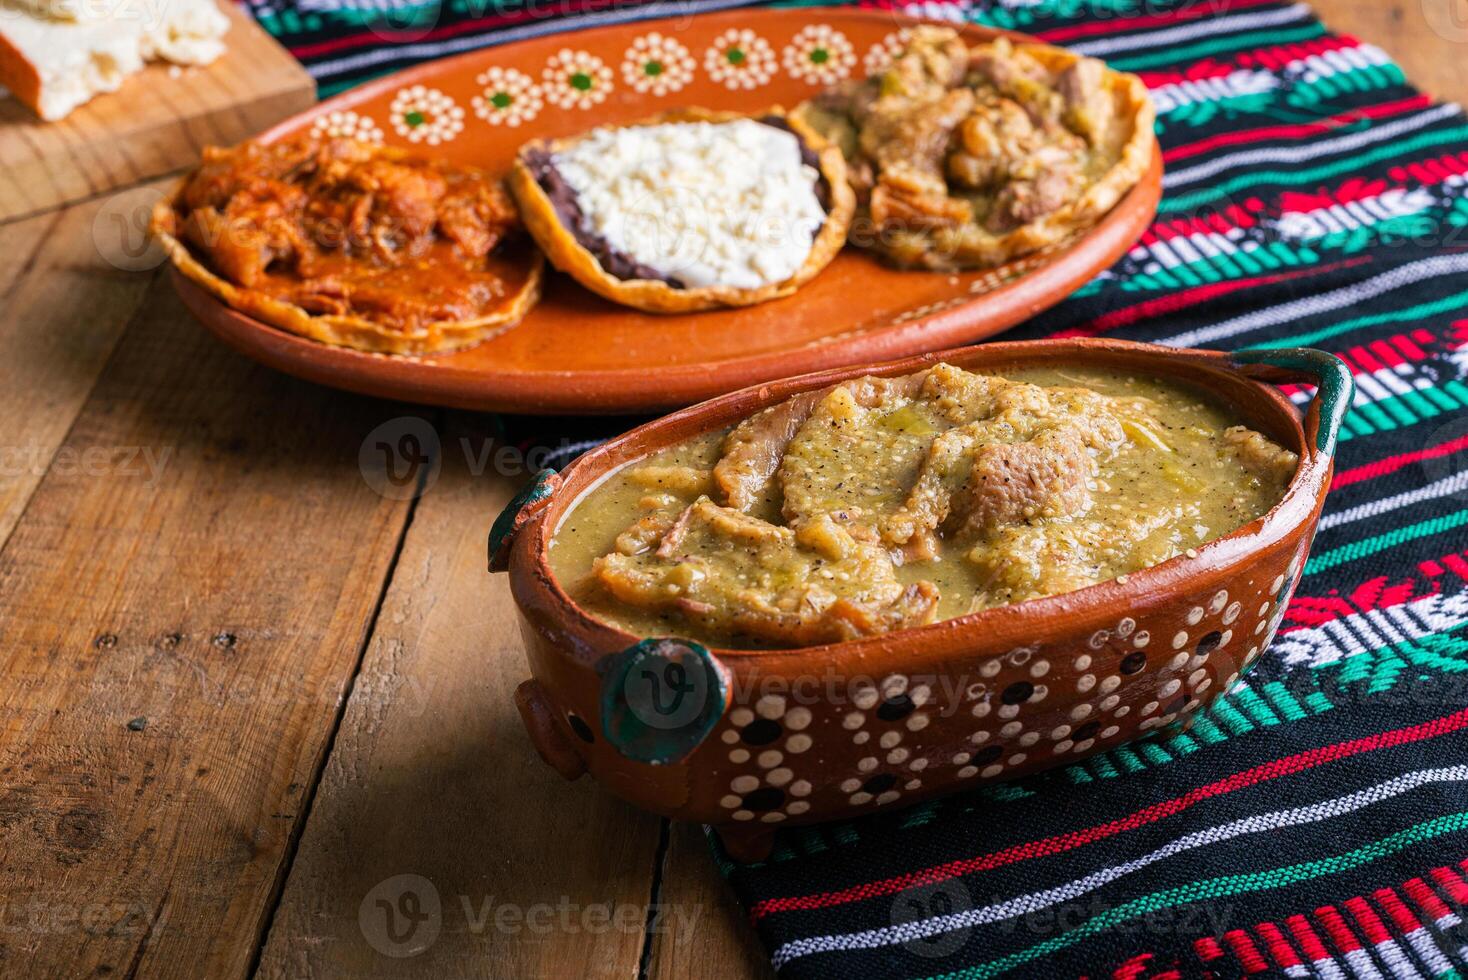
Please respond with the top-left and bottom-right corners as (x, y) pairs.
(0, 0), (229, 120)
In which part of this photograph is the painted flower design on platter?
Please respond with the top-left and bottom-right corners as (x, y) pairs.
(621, 32), (696, 96)
(863, 27), (916, 76)
(309, 110), (383, 144)
(782, 24), (856, 85)
(704, 28), (777, 90)
(388, 86), (465, 145)
(471, 66), (543, 126)
(542, 48), (613, 109)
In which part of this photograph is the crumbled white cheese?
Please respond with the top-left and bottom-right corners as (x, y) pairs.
(551, 119), (826, 290)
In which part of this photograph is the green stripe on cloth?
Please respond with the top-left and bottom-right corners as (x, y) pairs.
(1108, 23), (1326, 72)
(926, 810), (1468, 980)
(1306, 511), (1468, 575)
(1160, 125), (1468, 212)
(1245, 285), (1468, 349)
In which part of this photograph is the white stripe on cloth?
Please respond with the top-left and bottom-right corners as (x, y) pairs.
(1159, 252), (1468, 348)
(768, 767), (1468, 969)
(1270, 593), (1468, 673)
(1130, 184), (1434, 272)
(1401, 927), (1455, 980)
(1319, 470), (1468, 531)
(297, 0), (424, 13)
(1275, 188), (1440, 243)
(1367, 934), (1425, 980)
(1163, 104), (1462, 188)
(1151, 69), (1278, 113)
(1309, 952), (1351, 980)
(1342, 947), (1389, 980)
(1068, 3), (1312, 57)
(1151, 44), (1392, 115)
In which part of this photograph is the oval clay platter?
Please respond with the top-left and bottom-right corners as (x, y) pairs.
(172, 8), (1163, 414)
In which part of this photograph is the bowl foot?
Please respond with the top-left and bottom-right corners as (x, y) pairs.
(514, 679), (586, 781)
(715, 825), (777, 863)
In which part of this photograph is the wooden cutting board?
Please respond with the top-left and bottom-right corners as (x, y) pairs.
(0, 2), (315, 223)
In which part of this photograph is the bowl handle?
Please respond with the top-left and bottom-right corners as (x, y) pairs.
(1228, 348), (1354, 458)
(488, 468), (561, 573)
(598, 638), (729, 765)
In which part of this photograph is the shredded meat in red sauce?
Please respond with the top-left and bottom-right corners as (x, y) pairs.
(177, 136), (524, 330)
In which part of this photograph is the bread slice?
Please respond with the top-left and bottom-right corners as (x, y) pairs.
(0, 0), (229, 120)
(7, 0), (117, 21)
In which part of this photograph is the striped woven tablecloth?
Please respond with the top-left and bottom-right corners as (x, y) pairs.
(249, 1), (1468, 975)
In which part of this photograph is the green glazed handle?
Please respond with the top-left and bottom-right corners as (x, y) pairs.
(488, 468), (560, 573)
(599, 638), (728, 765)
(1230, 348), (1354, 458)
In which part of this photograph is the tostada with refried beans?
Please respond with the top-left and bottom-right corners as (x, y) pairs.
(508, 108), (855, 314)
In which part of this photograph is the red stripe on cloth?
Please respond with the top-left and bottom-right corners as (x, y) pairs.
(1402, 877), (1454, 920)
(1315, 906), (1364, 954)
(1331, 431), (1468, 489)
(1055, 258), (1371, 340)
(1388, 150), (1468, 186)
(1193, 936), (1226, 963)
(1279, 328), (1438, 399)
(1163, 96), (1432, 163)
(1282, 572), (1435, 632)
(1441, 554), (1468, 581)
(1257, 922), (1305, 969)
(1287, 914), (1334, 962)
(1365, 338), (1406, 369)
(1055, 277), (1288, 339)
(748, 706), (1468, 920)
(1136, 61), (1238, 88)
(1394, 328), (1435, 360)
(1280, 176), (1401, 212)
(1239, 34), (1361, 71)
(1140, 35), (1361, 88)
(1112, 951), (1168, 979)
(1374, 888), (1424, 933)
(1429, 866), (1468, 904)
(1224, 930), (1272, 973)
(1344, 897), (1392, 945)
(1034, 0), (1281, 43)
(1142, 202), (1260, 244)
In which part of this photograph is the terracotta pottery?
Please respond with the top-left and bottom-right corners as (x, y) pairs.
(168, 8), (1163, 414)
(489, 339), (1352, 862)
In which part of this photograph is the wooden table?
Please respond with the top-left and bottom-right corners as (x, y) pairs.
(0, 3), (1462, 975)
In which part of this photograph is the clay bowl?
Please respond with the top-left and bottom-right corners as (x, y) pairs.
(489, 339), (1351, 861)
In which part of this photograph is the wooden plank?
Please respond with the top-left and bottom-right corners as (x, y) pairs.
(1312, 0), (1468, 103)
(646, 824), (775, 980)
(0, 180), (172, 546)
(0, 2), (315, 223)
(0, 275), (415, 977)
(255, 421), (663, 978)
